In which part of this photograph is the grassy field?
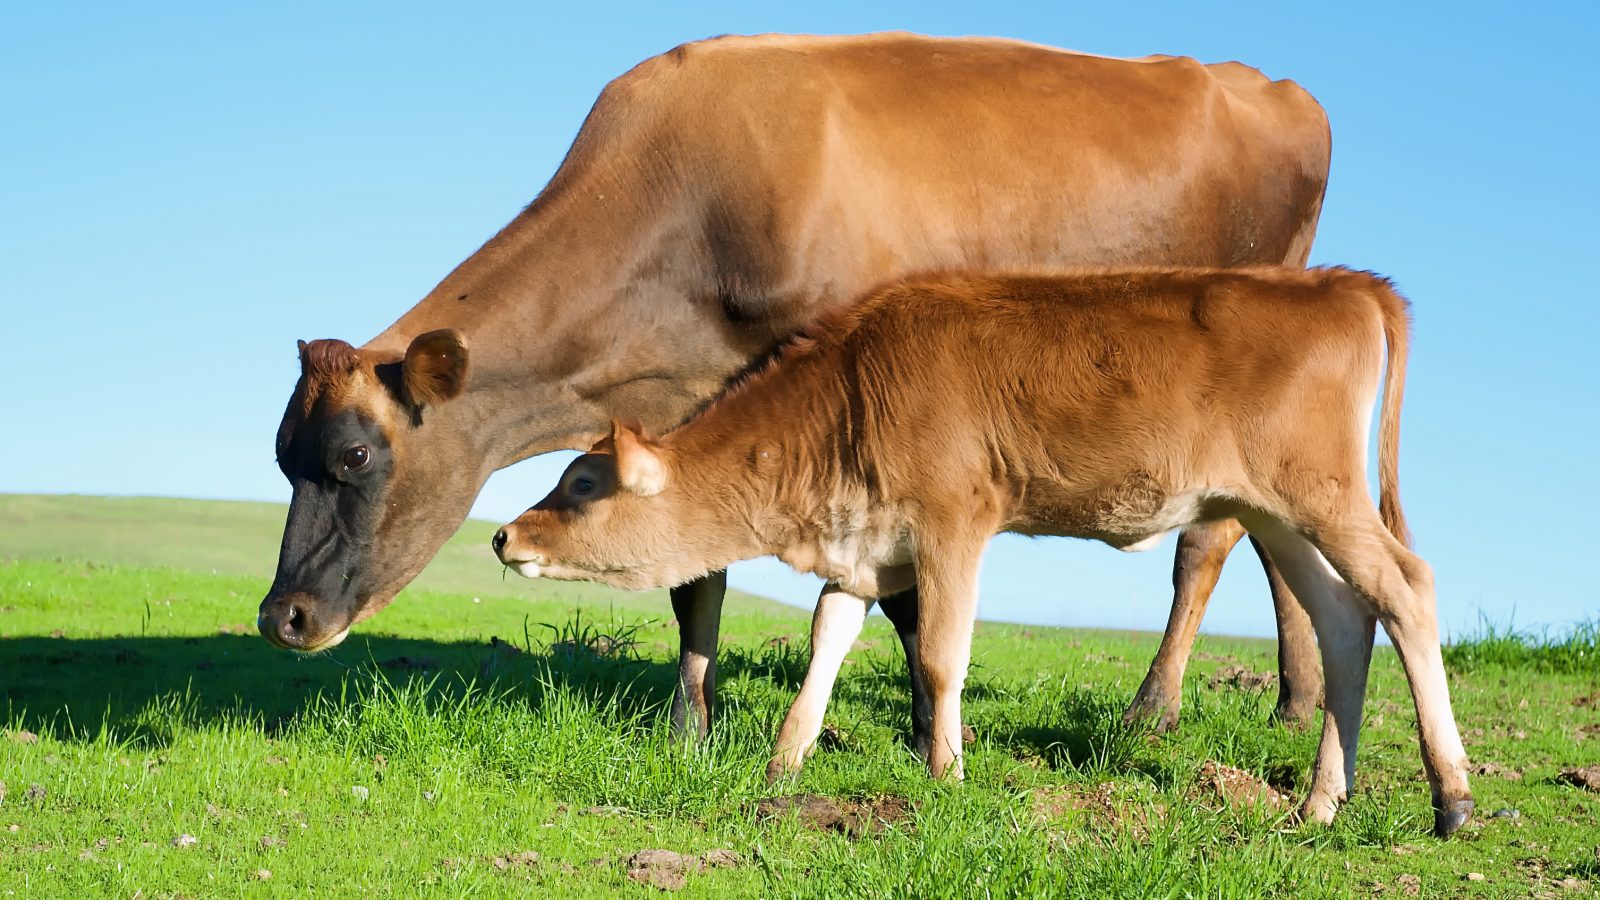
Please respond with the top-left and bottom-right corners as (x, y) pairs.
(2, 495), (1597, 897)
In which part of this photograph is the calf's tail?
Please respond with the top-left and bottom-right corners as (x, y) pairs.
(1374, 280), (1414, 548)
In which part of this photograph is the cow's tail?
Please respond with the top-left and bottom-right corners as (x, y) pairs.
(1373, 277), (1414, 548)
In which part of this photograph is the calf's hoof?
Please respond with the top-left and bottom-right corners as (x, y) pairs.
(1433, 797), (1475, 838)
(1294, 794), (1340, 828)
(764, 758), (799, 785)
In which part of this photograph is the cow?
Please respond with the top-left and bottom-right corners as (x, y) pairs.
(492, 266), (1474, 837)
(259, 33), (1334, 761)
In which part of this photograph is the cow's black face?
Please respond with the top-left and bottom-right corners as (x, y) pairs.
(256, 330), (471, 653)
(259, 399), (395, 651)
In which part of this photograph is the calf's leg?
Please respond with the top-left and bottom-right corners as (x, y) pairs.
(1245, 518), (1375, 826)
(668, 570), (726, 741)
(1313, 522), (1474, 837)
(913, 537), (985, 780)
(768, 582), (870, 781)
(1252, 510), (1473, 837)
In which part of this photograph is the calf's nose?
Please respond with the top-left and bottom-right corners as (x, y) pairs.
(492, 528), (508, 555)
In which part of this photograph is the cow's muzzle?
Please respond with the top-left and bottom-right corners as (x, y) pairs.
(257, 592), (348, 652)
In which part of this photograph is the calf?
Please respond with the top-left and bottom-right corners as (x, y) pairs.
(492, 266), (1473, 836)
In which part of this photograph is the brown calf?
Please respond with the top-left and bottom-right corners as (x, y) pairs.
(495, 266), (1472, 836)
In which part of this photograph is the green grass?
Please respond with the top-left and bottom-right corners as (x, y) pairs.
(1444, 614), (1600, 675)
(2, 495), (1598, 897)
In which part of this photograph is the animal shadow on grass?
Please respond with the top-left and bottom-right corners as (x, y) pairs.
(3, 617), (684, 746)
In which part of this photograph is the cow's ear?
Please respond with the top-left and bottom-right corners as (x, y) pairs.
(402, 329), (469, 408)
(611, 419), (667, 496)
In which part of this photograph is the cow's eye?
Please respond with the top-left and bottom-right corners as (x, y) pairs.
(342, 445), (372, 472)
(571, 475), (596, 496)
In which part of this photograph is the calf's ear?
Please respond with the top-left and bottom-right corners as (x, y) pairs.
(402, 329), (469, 408)
(611, 419), (667, 496)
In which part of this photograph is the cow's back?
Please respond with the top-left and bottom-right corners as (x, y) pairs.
(602, 33), (1331, 337)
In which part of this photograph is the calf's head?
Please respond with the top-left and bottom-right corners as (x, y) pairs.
(493, 422), (698, 591)
(259, 330), (474, 651)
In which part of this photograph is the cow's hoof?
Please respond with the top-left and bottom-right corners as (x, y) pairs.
(1123, 686), (1180, 734)
(1268, 696), (1319, 731)
(1434, 797), (1475, 838)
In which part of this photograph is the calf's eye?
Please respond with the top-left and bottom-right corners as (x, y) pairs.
(342, 445), (372, 472)
(572, 476), (596, 495)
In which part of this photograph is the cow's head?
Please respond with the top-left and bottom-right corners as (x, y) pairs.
(492, 421), (701, 592)
(259, 329), (473, 651)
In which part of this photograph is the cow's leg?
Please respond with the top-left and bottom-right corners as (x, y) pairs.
(1250, 536), (1324, 727)
(876, 585), (934, 760)
(914, 537), (985, 780)
(1309, 518), (1474, 837)
(1125, 520), (1244, 731)
(1244, 518), (1374, 827)
(768, 582), (870, 781)
(668, 569), (727, 741)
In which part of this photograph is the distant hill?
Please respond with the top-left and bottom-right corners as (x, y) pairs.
(0, 493), (791, 615)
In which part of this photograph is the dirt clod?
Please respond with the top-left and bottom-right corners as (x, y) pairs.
(700, 848), (742, 868)
(1194, 761), (1287, 810)
(256, 870), (272, 881)
(171, 833), (197, 848)
(491, 850), (540, 870)
(1396, 873), (1422, 896)
(1557, 766), (1600, 791)
(1471, 761), (1524, 781)
(24, 784), (46, 803)
(755, 794), (914, 837)
(1465, 871), (1485, 881)
(1207, 665), (1277, 692)
(625, 849), (698, 891)
(6, 731), (38, 745)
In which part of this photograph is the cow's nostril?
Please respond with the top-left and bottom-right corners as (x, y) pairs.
(492, 528), (508, 554)
(283, 604), (306, 638)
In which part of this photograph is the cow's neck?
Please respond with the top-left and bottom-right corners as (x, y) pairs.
(362, 158), (777, 474)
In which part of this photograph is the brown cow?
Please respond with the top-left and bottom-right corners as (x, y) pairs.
(494, 267), (1474, 837)
(258, 33), (1332, 753)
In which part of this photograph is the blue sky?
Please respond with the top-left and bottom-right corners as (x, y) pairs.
(3, 2), (1596, 639)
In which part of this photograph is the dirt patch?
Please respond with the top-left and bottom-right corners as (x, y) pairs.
(1556, 766), (1600, 792)
(1207, 665), (1277, 692)
(1193, 761), (1288, 810)
(622, 848), (743, 891)
(1471, 762), (1524, 781)
(1030, 781), (1167, 841)
(754, 794), (914, 837)
(489, 850), (540, 870)
(1573, 692), (1600, 708)
(6, 730), (38, 745)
